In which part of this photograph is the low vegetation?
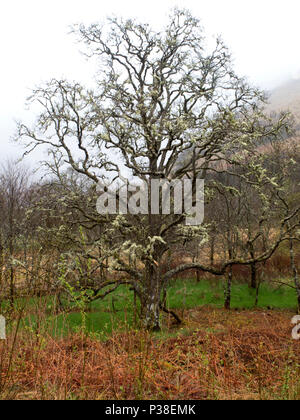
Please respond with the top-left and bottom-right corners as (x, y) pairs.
(0, 275), (299, 400)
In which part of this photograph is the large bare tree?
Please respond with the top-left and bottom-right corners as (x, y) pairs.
(16, 9), (299, 329)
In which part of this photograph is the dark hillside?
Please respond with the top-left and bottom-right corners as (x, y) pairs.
(268, 78), (300, 130)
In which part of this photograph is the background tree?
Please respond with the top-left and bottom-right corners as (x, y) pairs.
(0, 161), (31, 305)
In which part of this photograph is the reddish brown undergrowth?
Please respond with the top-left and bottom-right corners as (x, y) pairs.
(0, 307), (299, 400)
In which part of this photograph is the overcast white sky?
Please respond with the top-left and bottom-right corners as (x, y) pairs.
(1, 0), (300, 164)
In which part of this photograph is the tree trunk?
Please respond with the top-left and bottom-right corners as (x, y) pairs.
(254, 277), (261, 307)
(210, 235), (215, 266)
(250, 262), (257, 289)
(0, 242), (3, 290)
(193, 254), (200, 283)
(140, 262), (162, 331)
(289, 237), (300, 313)
(142, 291), (161, 331)
(224, 267), (232, 310)
(10, 267), (14, 306)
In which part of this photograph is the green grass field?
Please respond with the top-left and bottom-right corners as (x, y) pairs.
(2, 277), (298, 338)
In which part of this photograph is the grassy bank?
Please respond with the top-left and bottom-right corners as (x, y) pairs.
(1, 277), (298, 338)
